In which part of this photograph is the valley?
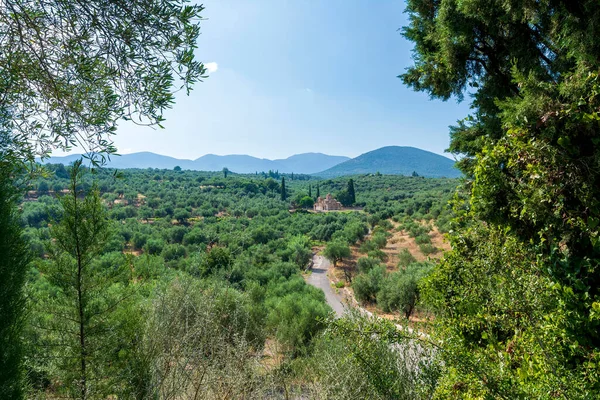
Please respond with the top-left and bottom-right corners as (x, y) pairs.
(20, 163), (456, 397)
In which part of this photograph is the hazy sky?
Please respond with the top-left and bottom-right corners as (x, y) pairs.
(63, 0), (471, 160)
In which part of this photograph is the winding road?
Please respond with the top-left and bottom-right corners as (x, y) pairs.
(305, 254), (346, 317)
(306, 254), (428, 340)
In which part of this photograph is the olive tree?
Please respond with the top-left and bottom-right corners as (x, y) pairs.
(1, 0), (205, 164)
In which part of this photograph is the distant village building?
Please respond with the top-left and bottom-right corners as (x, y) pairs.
(314, 193), (343, 211)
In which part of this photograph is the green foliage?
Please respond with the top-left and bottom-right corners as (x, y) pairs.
(352, 266), (386, 304)
(378, 262), (433, 318)
(418, 243), (438, 256)
(404, 1), (600, 396)
(161, 243), (187, 261)
(316, 312), (437, 399)
(298, 195), (314, 209)
(398, 248), (417, 268)
(266, 287), (330, 353)
(136, 277), (270, 398)
(0, 164), (30, 399)
(371, 232), (388, 249)
(144, 238), (165, 255)
(335, 179), (357, 207)
(199, 246), (232, 277)
(347, 179), (356, 205)
(356, 257), (382, 274)
(414, 233), (431, 245)
(323, 240), (351, 267)
(332, 220), (368, 245)
(19, 166), (458, 396)
(367, 249), (387, 262)
(281, 177), (287, 201)
(286, 235), (313, 270)
(32, 161), (129, 398)
(2, 0), (205, 164)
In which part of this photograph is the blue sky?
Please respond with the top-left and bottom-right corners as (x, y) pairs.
(86, 0), (470, 160)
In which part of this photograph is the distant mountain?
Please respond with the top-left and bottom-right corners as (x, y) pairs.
(314, 146), (461, 178)
(41, 152), (350, 174)
(193, 152), (349, 174)
(275, 153), (350, 174)
(41, 152), (197, 170)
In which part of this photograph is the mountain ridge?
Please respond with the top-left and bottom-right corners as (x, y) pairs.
(41, 152), (350, 174)
(40, 147), (460, 177)
(314, 146), (460, 178)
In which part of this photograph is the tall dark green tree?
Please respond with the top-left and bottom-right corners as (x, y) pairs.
(308, 185), (312, 198)
(402, 0), (600, 396)
(222, 167), (229, 178)
(281, 177), (287, 201)
(347, 179), (356, 205)
(402, 0), (598, 176)
(0, 160), (30, 399)
(316, 184), (320, 198)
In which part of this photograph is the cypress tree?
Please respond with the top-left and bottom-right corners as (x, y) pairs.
(347, 179), (356, 205)
(0, 164), (30, 400)
(281, 177), (287, 201)
(308, 185), (312, 198)
(316, 184), (320, 198)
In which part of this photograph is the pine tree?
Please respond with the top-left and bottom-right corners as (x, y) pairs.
(41, 160), (127, 399)
(281, 177), (287, 201)
(347, 179), (356, 205)
(0, 163), (30, 400)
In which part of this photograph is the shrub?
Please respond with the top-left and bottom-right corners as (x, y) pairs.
(357, 257), (381, 273)
(415, 234), (431, 245)
(323, 240), (351, 267)
(161, 244), (187, 261)
(144, 238), (165, 255)
(371, 233), (388, 249)
(398, 249), (417, 268)
(132, 232), (148, 250)
(298, 196), (314, 209)
(353, 266), (386, 304)
(367, 249), (387, 262)
(359, 240), (377, 254)
(419, 243), (438, 255)
(377, 261), (433, 318)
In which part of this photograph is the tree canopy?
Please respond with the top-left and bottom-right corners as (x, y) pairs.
(403, 0), (600, 396)
(0, 0), (205, 164)
(402, 0), (600, 174)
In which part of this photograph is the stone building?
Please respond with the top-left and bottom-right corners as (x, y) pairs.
(313, 193), (343, 211)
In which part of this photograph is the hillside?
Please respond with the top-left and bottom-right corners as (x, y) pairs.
(41, 152), (350, 174)
(315, 146), (461, 178)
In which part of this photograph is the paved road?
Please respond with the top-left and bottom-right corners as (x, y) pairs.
(306, 254), (346, 317)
